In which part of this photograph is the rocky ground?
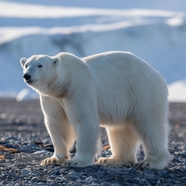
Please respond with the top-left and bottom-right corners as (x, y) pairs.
(0, 98), (185, 186)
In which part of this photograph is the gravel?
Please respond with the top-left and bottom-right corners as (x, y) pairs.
(0, 98), (186, 186)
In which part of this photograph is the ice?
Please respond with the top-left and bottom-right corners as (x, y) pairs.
(168, 80), (186, 102)
(16, 89), (38, 102)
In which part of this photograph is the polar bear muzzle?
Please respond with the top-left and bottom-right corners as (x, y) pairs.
(23, 73), (31, 81)
(23, 73), (36, 84)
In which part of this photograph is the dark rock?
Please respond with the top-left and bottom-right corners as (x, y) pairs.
(128, 167), (137, 174)
(85, 176), (94, 183)
(31, 177), (38, 182)
(21, 168), (31, 177)
(67, 171), (81, 181)
(100, 182), (112, 186)
(17, 163), (27, 169)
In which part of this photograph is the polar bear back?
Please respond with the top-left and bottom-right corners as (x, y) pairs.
(82, 51), (168, 124)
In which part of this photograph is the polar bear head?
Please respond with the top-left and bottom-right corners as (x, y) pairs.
(20, 55), (61, 94)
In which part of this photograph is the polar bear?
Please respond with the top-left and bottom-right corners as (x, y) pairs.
(20, 51), (170, 169)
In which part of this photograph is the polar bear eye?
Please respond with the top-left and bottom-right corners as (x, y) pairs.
(38, 64), (43, 68)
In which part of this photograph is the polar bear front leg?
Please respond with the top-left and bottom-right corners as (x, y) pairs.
(40, 96), (75, 166)
(64, 98), (100, 167)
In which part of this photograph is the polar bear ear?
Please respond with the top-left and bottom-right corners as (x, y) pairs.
(53, 57), (60, 67)
(20, 58), (27, 68)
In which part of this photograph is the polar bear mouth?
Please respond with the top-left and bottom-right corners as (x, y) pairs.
(26, 79), (38, 85)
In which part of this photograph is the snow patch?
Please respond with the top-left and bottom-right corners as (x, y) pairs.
(168, 80), (186, 102)
(16, 89), (38, 102)
(166, 17), (185, 26)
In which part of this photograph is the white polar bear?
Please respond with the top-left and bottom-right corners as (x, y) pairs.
(20, 51), (170, 169)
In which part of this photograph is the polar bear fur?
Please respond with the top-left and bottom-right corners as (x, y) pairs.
(20, 51), (170, 169)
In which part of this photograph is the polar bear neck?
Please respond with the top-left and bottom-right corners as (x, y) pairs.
(49, 76), (69, 99)
(48, 65), (70, 98)
(56, 55), (93, 99)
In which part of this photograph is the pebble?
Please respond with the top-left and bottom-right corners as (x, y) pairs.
(20, 145), (33, 153)
(128, 167), (137, 174)
(180, 150), (186, 158)
(101, 182), (112, 186)
(67, 171), (81, 181)
(85, 176), (94, 183)
(107, 168), (118, 175)
(21, 168), (31, 176)
(17, 163), (27, 169)
(31, 177), (38, 182)
(33, 150), (46, 154)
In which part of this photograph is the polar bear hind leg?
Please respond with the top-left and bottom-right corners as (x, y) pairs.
(96, 120), (139, 165)
(134, 113), (170, 169)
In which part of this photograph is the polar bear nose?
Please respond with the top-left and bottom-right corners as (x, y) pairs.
(23, 73), (31, 80)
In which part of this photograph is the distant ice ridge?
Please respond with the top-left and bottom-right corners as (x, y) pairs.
(1, 23), (186, 89)
(16, 89), (38, 101)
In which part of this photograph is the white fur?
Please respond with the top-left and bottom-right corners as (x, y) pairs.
(20, 51), (170, 169)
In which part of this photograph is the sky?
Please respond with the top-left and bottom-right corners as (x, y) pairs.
(4, 0), (186, 11)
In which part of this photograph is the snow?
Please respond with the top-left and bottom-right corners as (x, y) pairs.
(16, 89), (38, 101)
(168, 80), (186, 102)
(0, 1), (186, 102)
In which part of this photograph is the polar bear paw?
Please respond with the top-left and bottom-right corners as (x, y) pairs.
(40, 156), (69, 166)
(63, 159), (92, 167)
(135, 160), (151, 169)
(135, 152), (171, 169)
(135, 159), (166, 169)
(96, 157), (133, 166)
